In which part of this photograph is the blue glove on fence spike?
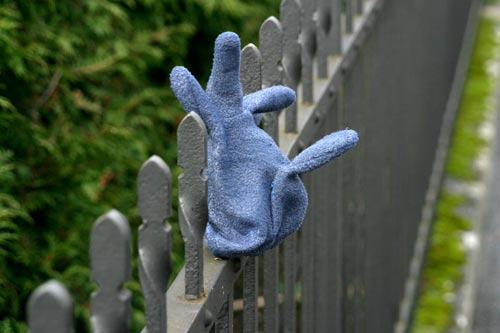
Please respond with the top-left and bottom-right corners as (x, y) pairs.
(170, 31), (358, 258)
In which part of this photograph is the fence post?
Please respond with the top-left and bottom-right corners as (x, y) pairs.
(317, 0), (331, 78)
(27, 280), (73, 333)
(329, 0), (342, 55)
(260, 16), (283, 139)
(281, 0), (302, 133)
(240, 42), (262, 333)
(301, 0), (317, 103)
(138, 155), (172, 333)
(356, 0), (364, 15)
(260, 15), (285, 333)
(346, 0), (354, 33)
(90, 209), (131, 333)
(177, 111), (208, 300)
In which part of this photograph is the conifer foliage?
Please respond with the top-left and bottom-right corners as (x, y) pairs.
(0, 0), (279, 331)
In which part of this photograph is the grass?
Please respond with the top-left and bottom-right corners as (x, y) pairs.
(447, 17), (499, 180)
(412, 193), (472, 332)
(412, 11), (500, 333)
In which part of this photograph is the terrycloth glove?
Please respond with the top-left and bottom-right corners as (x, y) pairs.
(170, 31), (358, 258)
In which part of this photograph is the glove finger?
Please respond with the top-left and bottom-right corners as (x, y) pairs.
(170, 66), (220, 131)
(243, 86), (296, 114)
(206, 32), (243, 115)
(289, 129), (358, 174)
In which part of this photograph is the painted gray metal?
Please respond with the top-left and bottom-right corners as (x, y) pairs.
(316, 94), (341, 333)
(242, 256), (258, 333)
(241, 44), (262, 94)
(280, 0), (301, 133)
(215, 290), (234, 332)
(316, 0), (331, 78)
(260, 15), (284, 333)
(240, 43), (261, 333)
(346, 0), (354, 33)
(329, 0), (342, 55)
(26, 0), (477, 332)
(166, 251), (243, 332)
(260, 17), (282, 89)
(28, 280), (73, 333)
(301, 0), (317, 103)
(138, 156), (172, 333)
(260, 18), (297, 332)
(167, 110), (241, 333)
(301, 173), (315, 333)
(283, 232), (297, 333)
(260, 16), (283, 140)
(90, 209), (132, 333)
(177, 112), (208, 300)
(278, 0), (384, 159)
(357, 0), (364, 14)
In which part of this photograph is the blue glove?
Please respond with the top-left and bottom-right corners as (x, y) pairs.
(170, 32), (358, 258)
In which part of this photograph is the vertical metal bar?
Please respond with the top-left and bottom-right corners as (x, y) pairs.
(138, 156), (172, 333)
(354, 51), (367, 333)
(317, 0), (331, 78)
(339, 79), (357, 333)
(313, 165), (326, 332)
(329, 0), (342, 55)
(264, 248), (279, 333)
(260, 16), (283, 333)
(390, 2), (406, 315)
(243, 259), (258, 333)
(340, 40), (367, 333)
(240, 43), (262, 333)
(351, 51), (368, 333)
(283, 234), (297, 333)
(177, 112), (208, 300)
(300, 174), (315, 333)
(356, 0), (364, 15)
(280, 0), (302, 132)
(28, 280), (74, 333)
(90, 210), (132, 333)
(389, 8), (399, 327)
(241, 44), (262, 94)
(334, 85), (347, 333)
(215, 290), (234, 333)
(260, 17), (283, 89)
(311, 93), (340, 332)
(260, 16), (283, 140)
(329, 92), (343, 333)
(301, 0), (316, 103)
(345, 0), (354, 34)
(398, 2), (412, 313)
(361, 6), (393, 330)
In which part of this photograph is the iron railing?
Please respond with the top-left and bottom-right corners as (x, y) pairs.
(26, 0), (480, 332)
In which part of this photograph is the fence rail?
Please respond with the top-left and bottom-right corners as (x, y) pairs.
(27, 0), (478, 332)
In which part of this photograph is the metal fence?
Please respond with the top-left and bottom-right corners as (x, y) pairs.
(26, 0), (480, 332)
